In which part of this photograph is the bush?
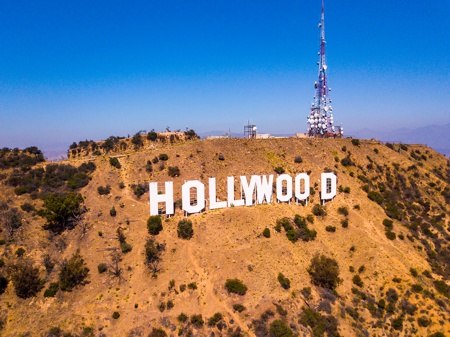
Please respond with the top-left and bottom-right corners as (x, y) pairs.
(109, 157), (121, 169)
(312, 204), (326, 216)
(274, 166), (285, 174)
(59, 250), (89, 291)
(147, 131), (158, 141)
(190, 314), (204, 328)
(433, 280), (449, 297)
(352, 274), (364, 287)
(207, 313), (223, 327)
(0, 275), (8, 295)
(294, 156), (303, 163)
(233, 304), (246, 313)
(385, 231), (396, 240)
(158, 153), (169, 161)
(367, 191), (383, 204)
(43, 282), (59, 298)
(15, 247), (25, 257)
(120, 242), (132, 253)
(410, 267), (418, 277)
(10, 261), (44, 298)
(20, 202), (35, 212)
(177, 219), (193, 239)
(341, 219), (349, 228)
(337, 206), (349, 216)
(146, 160), (153, 173)
(225, 279), (248, 295)
(168, 166), (180, 177)
(269, 320), (294, 337)
(351, 139), (360, 146)
(149, 328), (167, 337)
(411, 284), (423, 293)
(97, 185), (111, 195)
(325, 226), (336, 232)
(112, 311), (120, 319)
(188, 282), (197, 290)
(131, 183), (149, 198)
(110, 206), (116, 217)
(308, 254), (341, 290)
(340, 156), (355, 166)
(262, 228), (270, 238)
(277, 273), (291, 290)
(38, 193), (84, 233)
(382, 218), (393, 229)
(147, 216), (163, 235)
(97, 263), (108, 274)
(144, 239), (160, 266)
(177, 313), (188, 322)
(218, 154), (225, 161)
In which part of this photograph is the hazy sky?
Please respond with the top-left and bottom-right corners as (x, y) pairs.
(0, 0), (449, 150)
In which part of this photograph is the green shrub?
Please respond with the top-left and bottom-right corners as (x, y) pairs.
(178, 313), (188, 322)
(158, 153), (169, 161)
(385, 231), (396, 240)
(38, 192), (84, 233)
(337, 206), (349, 216)
(274, 166), (285, 174)
(59, 250), (89, 291)
(410, 268), (418, 277)
(351, 139), (360, 146)
(341, 156), (355, 166)
(341, 219), (349, 228)
(312, 204), (326, 216)
(433, 280), (449, 297)
(109, 157), (121, 169)
(149, 328), (167, 337)
(207, 313), (223, 326)
(147, 216), (163, 235)
(147, 131), (158, 141)
(112, 311), (120, 319)
(277, 273), (291, 290)
(43, 282), (59, 298)
(225, 279), (248, 295)
(294, 156), (303, 163)
(109, 206), (116, 217)
(308, 254), (341, 290)
(352, 274), (363, 287)
(382, 218), (393, 229)
(392, 316), (403, 331)
(188, 282), (197, 290)
(20, 202), (35, 212)
(177, 219), (193, 239)
(15, 247), (25, 257)
(269, 320), (294, 337)
(97, 185), (111, 195)
(325, 226), (336, 232)
(299, 307), (338, 337)
(0, 275), (8, 295)
(367, 191), (383, 204)
(168, 166), (180, 177)
(120, 242), (132, 253)
(97, 263), (108, 274)
(190, 314), (204, 327)
(262, 228), (270, 238)
(10, 261), (44, 298)
(233, 304), (246, 313)
(411, 284), (423, 293)
(131, 183), (149, 198)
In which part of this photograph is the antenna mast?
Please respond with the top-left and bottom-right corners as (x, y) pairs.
(307, 0), (343, 138)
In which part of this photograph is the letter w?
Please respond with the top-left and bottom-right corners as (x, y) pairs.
(240, 175), (273, 206)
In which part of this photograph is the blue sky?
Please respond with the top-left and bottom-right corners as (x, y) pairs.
(0, 0), (449, 151)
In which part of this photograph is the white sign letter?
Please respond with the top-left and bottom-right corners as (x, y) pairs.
(321, 172), (337, 201)
(227, 176), (245, 207)
(209, 178), (227, 210)
(149, 182), (174, 216)
(182, 180), (205, 214)
(276, 174), (293, 202)
(295, 173), (310, 201)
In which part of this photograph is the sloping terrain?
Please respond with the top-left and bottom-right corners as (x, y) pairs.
(0, 135), (449, 337)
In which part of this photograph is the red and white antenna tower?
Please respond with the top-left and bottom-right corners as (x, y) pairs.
(307, 0), (343, 138)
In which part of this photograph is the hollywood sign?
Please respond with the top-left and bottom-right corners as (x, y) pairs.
(149, 172), (337, 216)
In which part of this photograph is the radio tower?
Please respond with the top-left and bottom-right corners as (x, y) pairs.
(307, 0), (343, 138)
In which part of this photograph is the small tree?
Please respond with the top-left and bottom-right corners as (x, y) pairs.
(277, 273), (291, 290)
(168, 166), (180, 177)
(307, 254), (342, 290)
(110, 206), (116, 217)
(10, 260), (44, 298)
(59, 250), (89, 291)
(38, 193), (84, 233)
(147, 131), (158, 141)
(269, 320), (294, 337)
(147, 216), (163, 235)
(225, 278), (247, 295)
(262, 228), (270, 238)
(312, 204), (326, 216)
(109, 157), (121, 169)
(177, 219), (194, 239)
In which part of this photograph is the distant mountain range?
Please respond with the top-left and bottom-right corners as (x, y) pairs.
(350, 123), (450, 157)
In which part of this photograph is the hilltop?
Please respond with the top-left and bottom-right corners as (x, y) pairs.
(0, 133), (449, 337)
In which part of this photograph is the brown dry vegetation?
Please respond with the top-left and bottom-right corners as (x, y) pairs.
(0, 136), (449, 336)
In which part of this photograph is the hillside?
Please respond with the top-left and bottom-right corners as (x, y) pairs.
(0, 135), (449, 337)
